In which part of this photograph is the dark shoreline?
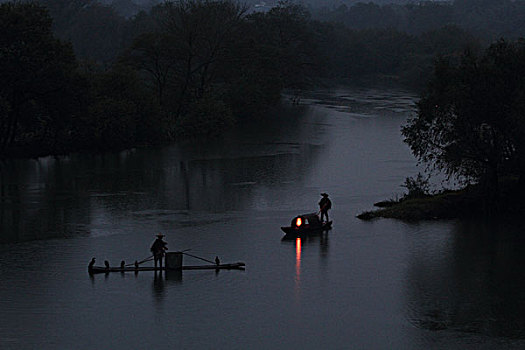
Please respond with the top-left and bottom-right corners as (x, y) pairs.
(357, 179), (525, 221)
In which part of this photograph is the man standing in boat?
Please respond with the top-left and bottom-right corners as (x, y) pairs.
(150, 234), (168, 270)
(318, 193), (332, 223)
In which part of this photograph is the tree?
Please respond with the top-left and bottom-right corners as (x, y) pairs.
(75, 65), (161, 150)
(247, 1), (322, 98)
(124, 32), (177, 107)
(265, 1), (314, 73)
(402, 40), (525, 205)
(124, 0), (249, 134)
(41, 0), (130, 63)
(481, 40), (525, 189)
(0, 2), (78, 156)
(160, 0), (248, 120)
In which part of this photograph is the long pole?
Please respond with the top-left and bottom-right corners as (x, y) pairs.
(182, 252), (216, 265)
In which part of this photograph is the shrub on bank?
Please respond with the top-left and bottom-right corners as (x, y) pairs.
(357, 178), (525, 221)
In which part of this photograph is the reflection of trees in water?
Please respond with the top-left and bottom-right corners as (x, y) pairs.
(405, 220), (525, 338)
(0, 160), (91, 243)
(184, 149), (321, 212)
(0, 103), (326, 243)
(153, 103), (326, 212)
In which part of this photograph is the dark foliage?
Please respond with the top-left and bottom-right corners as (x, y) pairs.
(402, 173), (430, 199)
(402, 39), (525, 202)
(0, 0), (505, 159)
(76, 65), (163, 150)
(0, 2), (80, 156)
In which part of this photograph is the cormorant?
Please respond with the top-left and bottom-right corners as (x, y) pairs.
(88, 258), (96, 272)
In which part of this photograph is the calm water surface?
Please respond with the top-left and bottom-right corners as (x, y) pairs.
(1, 87), (525, 349)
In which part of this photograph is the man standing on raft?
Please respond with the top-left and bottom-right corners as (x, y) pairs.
(150, 233), (168, 270)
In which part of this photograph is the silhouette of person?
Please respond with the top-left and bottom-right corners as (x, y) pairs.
(318, 193), (332, 223)
(150, 234), (168, 270)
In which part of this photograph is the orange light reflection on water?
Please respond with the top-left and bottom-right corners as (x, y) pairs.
(295, 237), (301, 281)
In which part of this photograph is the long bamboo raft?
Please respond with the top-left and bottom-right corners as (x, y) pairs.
(89, 262), (245, 274)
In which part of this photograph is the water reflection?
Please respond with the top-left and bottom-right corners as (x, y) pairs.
(0, 104), (325, 243)
(295, 237), (301, 283)
(0, 160), (90, 243)
(281, 231), (331, 301)
(406, 220), (525, 339)
(151, 270), (184, 311)
(295, 237), (302, 302)
(153, 271), (165, 303)
(281, 231), (330, 251)
(165, 270), (183, 283)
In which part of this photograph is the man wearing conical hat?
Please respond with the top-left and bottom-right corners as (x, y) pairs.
(150, 233), (168, 270)
(318, 193), (332, 223)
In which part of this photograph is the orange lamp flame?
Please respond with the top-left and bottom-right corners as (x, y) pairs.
(295, 217), (302, 227)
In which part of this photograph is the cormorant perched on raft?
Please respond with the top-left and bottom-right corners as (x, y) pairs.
(215, 256), (220, 265)
(120, 261), (125, 269)
(88, 258), (96, 273)
(104, 260), (110, 270)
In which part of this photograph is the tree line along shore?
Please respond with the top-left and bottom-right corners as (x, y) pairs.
(0, 0), (507, 158)
(3, 1), (525, 219)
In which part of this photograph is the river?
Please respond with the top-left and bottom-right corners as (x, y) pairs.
(1, 87), (524, 349)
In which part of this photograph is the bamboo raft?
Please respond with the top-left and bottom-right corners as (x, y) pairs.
(88, 262), (245, 274)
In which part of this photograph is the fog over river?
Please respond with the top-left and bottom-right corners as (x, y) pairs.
(1, 87), (524, 349)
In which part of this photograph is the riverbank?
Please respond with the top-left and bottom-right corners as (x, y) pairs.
(357, 178), (525, 221)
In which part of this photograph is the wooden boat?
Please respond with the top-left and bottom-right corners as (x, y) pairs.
(88, 262), (245, 274)
(281, 213), (332, 237)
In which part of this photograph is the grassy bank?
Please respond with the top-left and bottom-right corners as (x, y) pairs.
(357, 179), (525, 221)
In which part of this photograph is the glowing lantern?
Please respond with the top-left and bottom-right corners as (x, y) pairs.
(295, 217), (302, 227)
